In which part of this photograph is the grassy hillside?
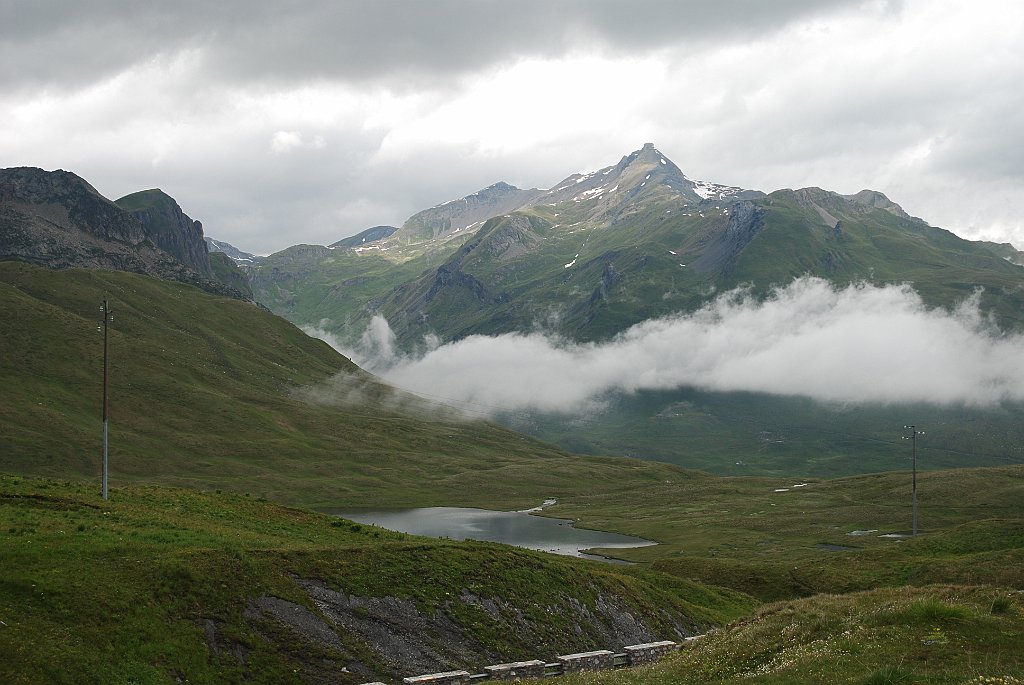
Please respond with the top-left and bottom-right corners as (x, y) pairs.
(514, 388), (1024, 478)
(247, 244), (438, 346)
(366, 188), (1024, 350)
(4, 465), (1022, 683)
(0, 474), (753, 684)
(4, 260), (1023, 684)
(209, 251), (253, 299)
(0, 261), (686, 509)
(559, 586), (1024, 684)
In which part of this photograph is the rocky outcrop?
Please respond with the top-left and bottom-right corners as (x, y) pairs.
(116, 189), (213, 277)
(0, 166), (247, 299)
(1, 167), (149, 265)
(235, 577), (697, 682)
(842, 189), (915, 219)
(332, 225), (399, 249)
(396, 183), (544, 244)
(206, 237), (261, 264)
(482, 215), (544, 262)
(690, 200), (765, 275)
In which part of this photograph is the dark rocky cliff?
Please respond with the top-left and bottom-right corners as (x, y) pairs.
(116, 188), (213, 277)
(0, 167), (246, 299)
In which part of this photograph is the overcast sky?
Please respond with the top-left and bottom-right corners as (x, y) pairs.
(3, 0), (1022, 255)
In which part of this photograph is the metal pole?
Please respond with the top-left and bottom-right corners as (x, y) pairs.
(904, 424), (923, 536)
(911, 429), (917, 536)
(101, 299), (111, 501)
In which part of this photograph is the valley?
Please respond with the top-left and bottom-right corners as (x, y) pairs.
(231, 145), (1024, 476)
(2, 153), (1024, 683)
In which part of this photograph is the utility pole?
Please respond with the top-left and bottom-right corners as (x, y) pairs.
(903, 425), (924, 536)
(100, 299), (113, 500)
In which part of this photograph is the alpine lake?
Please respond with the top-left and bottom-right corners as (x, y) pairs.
(325, 501), (655, 564)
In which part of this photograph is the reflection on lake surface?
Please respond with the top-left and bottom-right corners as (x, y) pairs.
(329, 506), (655, 563)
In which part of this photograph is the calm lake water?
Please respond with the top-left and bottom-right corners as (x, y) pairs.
(328, 506), (655, 563)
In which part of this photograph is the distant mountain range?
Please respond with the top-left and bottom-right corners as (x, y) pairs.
(241, 143), (1024, 348)
(226, 144), (1024, 475)
(5, 151), (1024, 477)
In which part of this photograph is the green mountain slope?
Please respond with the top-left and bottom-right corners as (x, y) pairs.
(239, 145), (1024, 478)
(375, 168), (1024, 348)
(509, 387), (1024, 478)
(252, 145), (1023, 350)
(245, 181), (547, 342)
(0, 261), (692, 508)
(209, 251), (253, 298)
(246, 244), (437, 346)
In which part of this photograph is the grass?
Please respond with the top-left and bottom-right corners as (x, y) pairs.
(540, 465), (1024, 601)
(554, 587), (1024, 684)
(3, 261), (1024, 683)
(0, 261), (692, 510)
(2, 264), (1022, 607)
(860, 665), (916, 684)
(0, 474), (753, 684)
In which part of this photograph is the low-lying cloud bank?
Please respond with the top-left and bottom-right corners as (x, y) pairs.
(309, 277), (1024, 416)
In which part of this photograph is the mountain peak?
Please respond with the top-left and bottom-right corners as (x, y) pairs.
(115, 188), (174, 210)
(115, 188), (212, 277)
(621, 142), (678, 171)
(393, 181), (543, 244)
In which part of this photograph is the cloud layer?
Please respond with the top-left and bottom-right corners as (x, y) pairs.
(2, 1), (1023, 253)
(318, 278), (1024, 416)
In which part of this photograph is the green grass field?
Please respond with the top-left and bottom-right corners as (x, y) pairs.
(2, 261), (1023, 683)
(0, 261), (693, 510)
(0, 474), (753, 684)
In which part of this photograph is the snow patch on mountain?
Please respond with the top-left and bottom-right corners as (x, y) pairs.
(692, 180), (745, 201)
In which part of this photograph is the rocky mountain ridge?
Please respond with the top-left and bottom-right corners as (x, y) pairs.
(331, 224), (399, 249)
(524, 142), (763, 216)
(0, 166), (249, 299)
(206, 236), (261, 264)
(116, 188), (213, 277)
(393, 181), (544, 247)
(245, 144), (1024, 351)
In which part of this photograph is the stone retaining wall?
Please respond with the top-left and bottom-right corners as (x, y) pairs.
(484, 659), (547, 680)
(624, 640), (679, 666)
(556, 649), (615, 673)
(401, 670), (471, 685)
(378, 640), (682, 685)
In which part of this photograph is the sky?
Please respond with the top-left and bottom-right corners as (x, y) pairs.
(3, 0), (1023, 256)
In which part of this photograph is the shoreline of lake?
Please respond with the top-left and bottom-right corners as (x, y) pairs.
(324, 503), (655, 563)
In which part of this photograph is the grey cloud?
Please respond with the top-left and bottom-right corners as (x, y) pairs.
(3, 0), (864, 90)
(4, 0), (1021, 253)
(321, 278), (1024, 416)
